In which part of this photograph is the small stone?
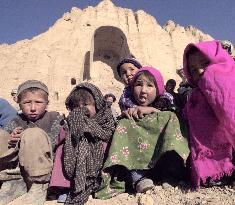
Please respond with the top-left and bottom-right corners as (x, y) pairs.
(146, 190), (151, 195)
(118, 193), (129, 199)
(136, 193), (142, 198)
(138, 195), (154, 205)
(162, 182), (172, 189)
(154, 185), (162, 191)
(88, 195), (93, 200)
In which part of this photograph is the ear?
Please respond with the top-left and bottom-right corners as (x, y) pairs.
(46, 100), (49, 109)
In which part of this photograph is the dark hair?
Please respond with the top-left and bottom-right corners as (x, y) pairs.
(66, 88), (95, 111)
(186, 46), (200, 61)
(104, 93), (116, 102)
(133, 70), (157, 87)
(18, 87), (48, 103)
(117, 58), (142, 77)
(166, 79), (176, 86)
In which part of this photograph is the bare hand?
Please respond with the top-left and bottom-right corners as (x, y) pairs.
(121, 107), (137, 119)
(121, 106), (158, 121)
(8, 127), (23, 147)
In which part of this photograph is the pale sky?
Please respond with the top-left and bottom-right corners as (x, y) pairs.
(0, 0), (234, 44)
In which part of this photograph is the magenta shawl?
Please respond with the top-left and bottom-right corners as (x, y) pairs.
(183, 40), (235, 187)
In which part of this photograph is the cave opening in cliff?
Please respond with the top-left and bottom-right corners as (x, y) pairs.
(85, 26), (131, 82)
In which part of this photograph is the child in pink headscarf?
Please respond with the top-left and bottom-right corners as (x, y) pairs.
(183, 40), (235, 188)
(96, 67), (189, 197)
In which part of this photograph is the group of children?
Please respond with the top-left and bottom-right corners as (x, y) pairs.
(0, 40), (234, 205)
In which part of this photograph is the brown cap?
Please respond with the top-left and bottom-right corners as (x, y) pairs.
(17, 80), (48, 96)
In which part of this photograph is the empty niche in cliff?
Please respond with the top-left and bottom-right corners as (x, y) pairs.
(71, 78), (76, 85)
(91, 26), (131, 81)
(54, 91), (59, 101)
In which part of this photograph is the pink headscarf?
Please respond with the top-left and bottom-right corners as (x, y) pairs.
(183, 40), (235, 187)
(132, 66), (165, 96)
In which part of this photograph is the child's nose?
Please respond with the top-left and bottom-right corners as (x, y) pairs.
(126, 70), (131, 76)
(141, 86), (147, 93)
(30, 102), (36, 111)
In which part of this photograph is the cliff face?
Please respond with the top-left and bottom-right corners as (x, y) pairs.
(0, 0), (213, 113)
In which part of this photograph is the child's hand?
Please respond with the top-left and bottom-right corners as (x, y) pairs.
(121, 107), (137, 119)
(8, 127), (23, 147)
(132, 106), (158, 120)
(122, 106), (158, 120)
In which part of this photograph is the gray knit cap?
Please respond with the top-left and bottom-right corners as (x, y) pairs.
(17, 80), (49, 96)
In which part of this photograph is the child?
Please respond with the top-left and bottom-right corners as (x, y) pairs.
(117, 58), (173, 113)
(176, 68), (192, 110)
(117, 57), (142, 111)
(62, 83), (115, 204)
(104, 93), (119, 122)
(183, 40), (235, 188)
(0, 80), (63, 205)
(220, 40), (234, 56)
(97, 67), (189, 198)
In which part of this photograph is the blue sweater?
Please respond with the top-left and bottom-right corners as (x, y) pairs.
(0, 98), (17, 128)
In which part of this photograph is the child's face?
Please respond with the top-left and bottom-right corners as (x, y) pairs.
(188, 51), (210, 84)
(120, 63), (139, 85)
(133, 74), (158, 106)
(165, 82), (176, 93)
(77, 100), (96, 118)
(105, 96), (114, 103)
(19, 90), (48, 122)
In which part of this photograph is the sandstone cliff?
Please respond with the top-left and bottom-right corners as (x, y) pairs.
(0, 0), (213, 113)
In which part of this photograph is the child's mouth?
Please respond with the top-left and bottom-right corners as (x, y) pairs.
(29, 114), (38, 118)
(127, 77), (133, 83)
(139, 96), (147, 103)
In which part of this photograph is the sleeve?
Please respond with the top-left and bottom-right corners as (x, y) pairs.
(3, 119), (18, 134)
(199, 66), (235, 148)
(48, 114), (64, 150)
(0, 99), (17, 128)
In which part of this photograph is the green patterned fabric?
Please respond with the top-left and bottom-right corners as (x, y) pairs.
(105, 111), (189, 169)
(96, 111), (189, 199)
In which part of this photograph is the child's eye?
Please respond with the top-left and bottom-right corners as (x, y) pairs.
(22, 101), (31, 105)
(121, 71), (127, 75)
(35, 101), (45, 104)
(147, 83), (154, 87)
(134, 82), (142, 86)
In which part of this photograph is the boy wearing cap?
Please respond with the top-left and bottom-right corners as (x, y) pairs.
(0, 80), (63, 205)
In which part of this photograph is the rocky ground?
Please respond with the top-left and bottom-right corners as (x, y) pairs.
(9, 183), (235, 205)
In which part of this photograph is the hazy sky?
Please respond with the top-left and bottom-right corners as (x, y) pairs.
(0, 0), (234, 44)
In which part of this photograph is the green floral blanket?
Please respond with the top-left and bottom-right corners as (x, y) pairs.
(96, 111), (189, 199)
